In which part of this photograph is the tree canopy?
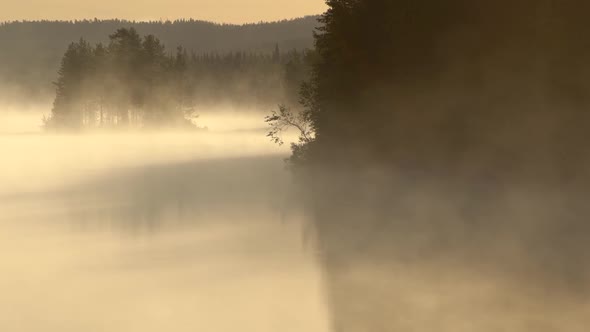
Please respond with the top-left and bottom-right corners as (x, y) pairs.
(275, 0), (590, 184)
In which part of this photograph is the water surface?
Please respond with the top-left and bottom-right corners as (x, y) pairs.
(0, 111), (330, 332)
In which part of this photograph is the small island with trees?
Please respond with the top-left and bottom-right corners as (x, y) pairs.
(43, 27), (315, 131)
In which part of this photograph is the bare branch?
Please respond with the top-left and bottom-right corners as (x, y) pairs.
(265, 105), (315, 147)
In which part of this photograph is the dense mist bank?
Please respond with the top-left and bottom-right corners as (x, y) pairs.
(0, 16), (318, 106)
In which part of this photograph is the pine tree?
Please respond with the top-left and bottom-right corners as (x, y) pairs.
(272, 43), (281, 63)
(108, 28), (143, 125)
(48, 39), (94, 129)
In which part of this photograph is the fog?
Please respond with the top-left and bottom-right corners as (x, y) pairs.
(2, 104), (589, 332)
(0, 109), (330, 332)
(311, 166), (590, 332)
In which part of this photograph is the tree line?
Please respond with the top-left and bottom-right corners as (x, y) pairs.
(0, 17), (318, 106)
(45, 27), (314, 130)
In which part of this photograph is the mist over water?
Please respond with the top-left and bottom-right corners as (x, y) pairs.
(0, 109), (330, 332)
(2, 103), (589, 331)
(312, 168), (590, 332)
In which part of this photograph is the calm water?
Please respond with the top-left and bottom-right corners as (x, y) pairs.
(0, 112), (330, 332)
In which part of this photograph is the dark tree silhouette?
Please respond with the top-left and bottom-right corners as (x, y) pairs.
(281, 2), (590, 332)
(270, 0), (590, 182)
(48, 39), (95, 129)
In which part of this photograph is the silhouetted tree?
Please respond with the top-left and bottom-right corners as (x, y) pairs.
(46, 39), (94, 129)
(272, 43), (281, 63)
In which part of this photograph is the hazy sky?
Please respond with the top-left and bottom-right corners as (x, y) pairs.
(1, 0), (327, 24)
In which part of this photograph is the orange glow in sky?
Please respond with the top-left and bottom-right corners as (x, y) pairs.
(1, 0), (327, 23)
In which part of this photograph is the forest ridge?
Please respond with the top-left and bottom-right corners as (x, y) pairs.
(0, 17), (319, 105)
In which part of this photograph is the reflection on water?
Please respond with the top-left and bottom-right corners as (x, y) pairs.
(0, 114), (329, 332)
(312, 169), (590, 332)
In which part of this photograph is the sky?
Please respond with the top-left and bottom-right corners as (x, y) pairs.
(1, 0), (327, 24)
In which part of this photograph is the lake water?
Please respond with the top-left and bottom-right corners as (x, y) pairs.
(0, 111), (330, 332)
